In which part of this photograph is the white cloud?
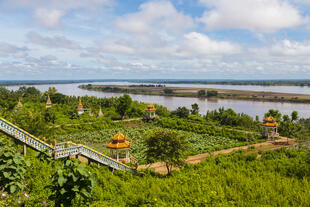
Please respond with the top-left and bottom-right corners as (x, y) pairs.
(199, 0), (308, 32)
(3, 0), (114, 29)
(34, 9), (65, 29)
(178, 32), (241, 56)
(253, 39), (310, 56)
(270, 39), (310, 56)
(115, 0), (194, 34)
(26, 31), (81, 49)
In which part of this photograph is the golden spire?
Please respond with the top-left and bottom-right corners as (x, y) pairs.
(17, 98), (23, 108)
(98, 107), (103, 117)
(46, 95), (52, 108)
(78, 97), (83, 107)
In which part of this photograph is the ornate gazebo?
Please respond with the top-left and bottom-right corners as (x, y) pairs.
(146, 104), (156, 120)
(261, 116), (280, 141)
(107, 132), (131, 162)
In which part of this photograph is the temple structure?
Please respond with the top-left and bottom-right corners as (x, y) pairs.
(98, 107), (104, 117)
(261, 116), (280, 141)
(46, 95), (52, 108)
(146, 104), (156, 120)
(106, 132), (131, 162)
(77, 97), (84, 115)
(17, 98), (23, 108)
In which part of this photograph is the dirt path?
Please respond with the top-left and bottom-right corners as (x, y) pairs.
(138, 137), (296, 174)
(113, 118), (141, 122)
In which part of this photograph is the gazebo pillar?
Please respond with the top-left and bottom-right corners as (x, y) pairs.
(126, 150), (129, 162)
(116, 150), (119, 161)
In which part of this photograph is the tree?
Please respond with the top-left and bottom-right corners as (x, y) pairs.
(283, 115), (290, 123)
(197, 90), (206, 97)
(145, 128), (188, 174)
(207, 90), (218, 97)
(45, 108), (56, 123)
(174, 106), (190, 118)
(116, 94), (132, 119)
(291, 111), (299, 122)
(191, 103), (199, 115)
(45, 87), (58, 95)
(265, 109), (282, 121)
(164, 88), (173, 94)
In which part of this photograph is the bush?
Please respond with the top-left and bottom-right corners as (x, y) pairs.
(49, 160), (95, 206)
(0, 147), (30, 193)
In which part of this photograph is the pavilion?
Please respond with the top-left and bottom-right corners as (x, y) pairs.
(261, 116), (280, 141)
(146, 104), (156, 120)
(107, 132), (131, 162)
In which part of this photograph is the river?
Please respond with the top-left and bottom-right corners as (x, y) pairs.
(6, 82), (310, 119)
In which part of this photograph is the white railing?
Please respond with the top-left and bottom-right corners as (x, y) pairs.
(0, 117), (133, 171)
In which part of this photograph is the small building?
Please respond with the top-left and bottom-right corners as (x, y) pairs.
(77, 97), (84, 115)
(146, 104), (156, 120)
(261, 116), (280, 141)
(98, 107), (104, 117)
(46, 95), (52, 108)
(107, 132), (131, 162)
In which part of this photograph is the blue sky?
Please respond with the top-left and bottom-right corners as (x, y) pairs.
(0, 0), (310, 80)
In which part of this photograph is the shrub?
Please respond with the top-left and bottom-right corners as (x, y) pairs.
(49, 160), (95, 206)
(0, 148), (30, 193)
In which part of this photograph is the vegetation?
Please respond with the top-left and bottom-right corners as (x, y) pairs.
(0, 135), (309, 206)
(0, 85), (310, 206)
(49, 159), (95, 206)
(163, 88), (173, 94)
(197, 89), (205, 97)
(145, 129), (188, 174)
(116, 94), (132, 119)
(0, 142), (30, 193)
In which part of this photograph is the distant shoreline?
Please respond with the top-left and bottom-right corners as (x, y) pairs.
(1, 79), (310, 87)
(79, 84), (310, 104)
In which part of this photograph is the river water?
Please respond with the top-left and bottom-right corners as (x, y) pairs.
(6, 82), (310, 119)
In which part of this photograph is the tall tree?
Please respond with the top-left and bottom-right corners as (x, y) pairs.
(191, 103), (199, 115)
(174, 106), (190, 118)
(116, 94), (132, 119)
(145, 128), (188, 174)
(291, 111), (299, 122)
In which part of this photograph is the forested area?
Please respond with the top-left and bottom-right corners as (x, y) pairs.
(0, 134), (309, 206)
(0, 86), (310, 206)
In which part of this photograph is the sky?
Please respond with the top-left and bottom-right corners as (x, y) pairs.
(0, 0), (310, 80)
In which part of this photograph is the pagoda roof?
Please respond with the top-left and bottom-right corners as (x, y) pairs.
(107, 132), (131, 149)
(146, 104), (156, 111)
(261, 116), (279, 127)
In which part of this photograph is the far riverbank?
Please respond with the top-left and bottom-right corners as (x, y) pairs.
(79, 84), (310, 104)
